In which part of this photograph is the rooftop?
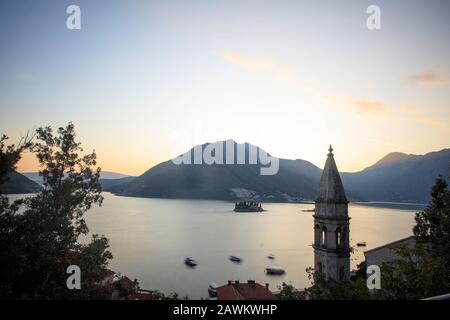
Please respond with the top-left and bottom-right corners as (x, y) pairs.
(216, 280), (274, 300)
(364, 236), (415, 255)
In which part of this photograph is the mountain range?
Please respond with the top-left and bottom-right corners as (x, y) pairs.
(107, 140), (450, 203)
(341, 149), (450, 202)
(3, 141), (448, 203)
(21, 171), (133, 186)
(0, 171), (133, 195)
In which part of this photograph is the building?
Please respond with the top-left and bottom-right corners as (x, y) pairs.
(216, 280), (274, 300)
(313, 145), (351, 282)
(364, 236), (416, 268)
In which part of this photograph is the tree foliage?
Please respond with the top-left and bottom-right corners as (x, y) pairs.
(0, 134), (33, 185)
(0, 123), (112, 299)
(379, 176), (450, 299)
(303, 266), (378, 300)
(413, 176), (450, 264)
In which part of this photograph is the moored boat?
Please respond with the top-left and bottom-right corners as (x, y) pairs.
(208, 282), (218, 297)
(267, 254), (275, 260)
(356, 241), (367, 247)
(229, 255), (243, 263)
(265, 266), (285, 275)
(184, 257), (198, 267)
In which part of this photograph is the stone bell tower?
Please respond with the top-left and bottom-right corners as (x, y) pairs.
(313, 145), (350, 282)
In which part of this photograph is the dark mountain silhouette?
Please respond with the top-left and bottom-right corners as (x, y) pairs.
(108, 141), (450, 203)
(0, 171), (42, 194)
(99, 171), (131, 180)
(99, 176), (135, 189)
(22, 171), (132, 186)
(341, 149), (450, 203)
(366, 152), (416, 169)
(109, 140), (322, 202)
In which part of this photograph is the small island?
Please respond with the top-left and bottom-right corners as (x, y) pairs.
(234, 201), (263, 212)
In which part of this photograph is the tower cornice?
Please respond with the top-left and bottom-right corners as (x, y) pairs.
(313, 215), (351, 221)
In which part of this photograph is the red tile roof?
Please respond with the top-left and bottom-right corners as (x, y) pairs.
(216, 281), (274, 300)
(127, 293), (157, 300)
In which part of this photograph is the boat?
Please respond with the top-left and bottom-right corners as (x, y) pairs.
(356, 242), (367, 247)
(265, 266), (285, 275)
(234, 201), (263, 212)
(267, 254), (275, 260)
(208, 282), (218, 297)
(184, 257), (198, 267)
(229, 255), (243, 263)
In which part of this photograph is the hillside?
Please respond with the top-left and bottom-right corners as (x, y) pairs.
(0, 171), (42, 194)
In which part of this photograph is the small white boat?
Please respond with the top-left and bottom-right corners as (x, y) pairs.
(265, 266), (285, 275)
(184, 257), (198, 267)
(208, 282), (218, 297)
(229, 255), (243, 263)
(356, 242), (367, 247)
(267, 254), (275, 260)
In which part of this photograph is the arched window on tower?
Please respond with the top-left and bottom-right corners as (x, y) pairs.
(314, 224), (320, 246)
(318, 262), (323, 274)
(321, 226), (327, 248)
(343, 227), (348, 247)
(336, 227), (342, 248)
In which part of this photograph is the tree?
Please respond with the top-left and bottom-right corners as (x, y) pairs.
(0, 123), (112, 299)
(378, 243), (447, 299)
(413, 176), (450, 264)
(0, 133), (33, 184)
(303, 266), (377, 300)
(0, 134), (34, 296)
(277, 282), (307, 300)
(379, 176), (450, 299)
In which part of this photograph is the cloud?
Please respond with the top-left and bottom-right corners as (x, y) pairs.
(221, 51), (388, 117)
(221, 51), (449, 132)
(222, 51), (294, 80)
(402, 106), (445, 126)
(408, 72), (448, 86)
(348, 99), (386, 114)
(327, 96), (387, 115)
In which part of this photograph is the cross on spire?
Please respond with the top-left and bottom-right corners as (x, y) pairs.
(328, 144), (334, 156)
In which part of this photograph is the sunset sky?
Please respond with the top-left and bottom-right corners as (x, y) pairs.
(1, 0), (449, 176)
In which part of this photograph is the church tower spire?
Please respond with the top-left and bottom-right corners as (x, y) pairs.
(313, 146), (350, 282)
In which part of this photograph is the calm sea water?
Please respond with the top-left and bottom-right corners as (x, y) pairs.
(8, 192), (421, 299)
(86, 193), (420, 299)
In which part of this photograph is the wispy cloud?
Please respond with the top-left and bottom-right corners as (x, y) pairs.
(221, 51), (445, 127)
(408, 72), (448, 86)
(402, 105), (445, 126)
(327, 96), (387, 115)
(222, 51), (388, 117)
(222, 51), (294, 81)
(222, 51), (387, 115)
(347, 99), (386, 114)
